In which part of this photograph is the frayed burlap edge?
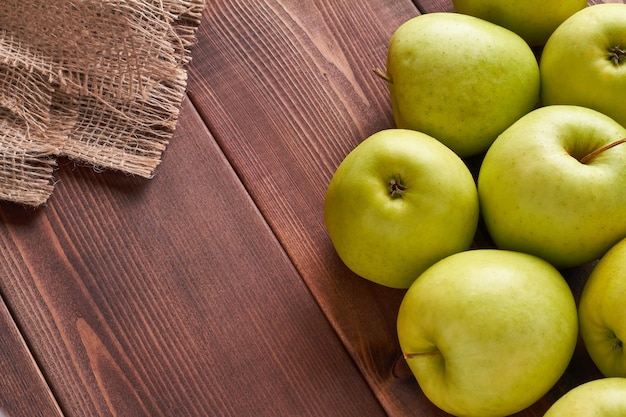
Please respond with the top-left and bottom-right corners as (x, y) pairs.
(0, 0), (207, 206)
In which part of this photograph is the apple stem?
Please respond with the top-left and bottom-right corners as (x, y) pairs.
(608, 45), (626, 66)
(404, 349), (441, 360)
(611, 330), (623, 351)
(580, 137), (626, 164)
(388, 176), (406, 198)
(373, 68), (393, 84)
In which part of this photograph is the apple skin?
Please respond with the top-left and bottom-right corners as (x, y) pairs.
(452, 0), (587, 46)
(324, 129), (478, 289)
(540, 3), (626, 128)
(397, 249), (578, 417)
(579, 237), (626, 378)
(477, 105), (626, 269)
(543, 377), (626, 417)
(385, 12), (539, 157)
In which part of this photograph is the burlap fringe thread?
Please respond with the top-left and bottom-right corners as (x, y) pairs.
(0, 0), (206, 206)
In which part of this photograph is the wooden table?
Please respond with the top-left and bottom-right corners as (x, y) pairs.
(0, 1), (615, 416)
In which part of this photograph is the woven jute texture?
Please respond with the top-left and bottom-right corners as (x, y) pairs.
(0, 0), (206, 206)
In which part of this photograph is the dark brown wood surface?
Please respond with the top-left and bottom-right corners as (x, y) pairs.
(0, 0), (619, 416)
(0, 298), (63, 417)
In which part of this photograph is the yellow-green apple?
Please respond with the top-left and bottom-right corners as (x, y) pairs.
(397, 249), (578, 417)
(452, 0), (587, 46)
(541, 3), (626, 128)
(543, 378), (626, 417)
(478, 105), (626, 269)
(380, 12), (539, 157)
(579, 237), (626, 377)
(324, 129), (478, 289)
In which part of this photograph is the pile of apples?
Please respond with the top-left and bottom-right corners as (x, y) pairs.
(323, 2), (626, 416)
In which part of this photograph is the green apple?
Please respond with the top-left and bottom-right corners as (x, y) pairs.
(540, 3), (626, 128)
(543, 377), (626, 416)
(324, 129), (478, 289)
(381, 12), (539, 157)
(478, 105), (626, 269)
(397, 249), (578, 417)
(579, 237), (626, 377)
(452, 0), (587, 46)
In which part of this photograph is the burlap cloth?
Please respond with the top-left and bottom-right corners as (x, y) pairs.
(0, 0), (206, 206)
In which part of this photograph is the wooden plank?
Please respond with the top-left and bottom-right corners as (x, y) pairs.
(188, 0), (606, 416)
(187, 1), (428, 415)
(0, 298), (63, 417)
(0, 98), (386, 417)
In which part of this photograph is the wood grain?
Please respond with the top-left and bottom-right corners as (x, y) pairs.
(0, 298), (63, 417)
(188, 0), (607, 416)
(188, 0), (422, 414)
(0, 98), (386, 417)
